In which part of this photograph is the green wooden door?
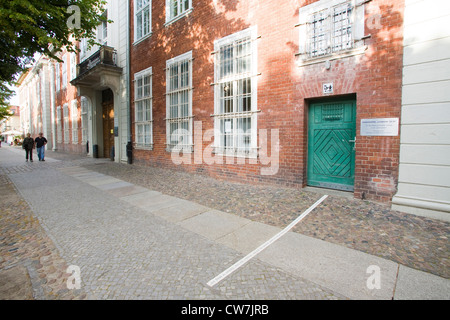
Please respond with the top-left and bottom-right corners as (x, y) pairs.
(307, 100), (356, 191)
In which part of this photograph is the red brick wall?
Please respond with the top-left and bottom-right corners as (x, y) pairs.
(54, 49), (86, 155)
(129, 0), (404, 202)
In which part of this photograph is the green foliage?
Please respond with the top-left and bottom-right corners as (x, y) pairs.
(0, 104), (11, 122)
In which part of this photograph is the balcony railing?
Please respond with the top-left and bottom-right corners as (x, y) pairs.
(77, 45), (117, 77)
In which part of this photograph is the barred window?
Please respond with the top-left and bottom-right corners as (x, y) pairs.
(298, 0), (365, 61)
(134, 67), (153, 149)
(213, 27), (258, 157)
(166, 51), (193, 152)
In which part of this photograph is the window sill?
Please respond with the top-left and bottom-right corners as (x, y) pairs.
(296, 46), (367, 67)
(133, 33), (152, 46)
(213, 149), (258, 160)
(134, 144), (153, 151)
(164, 8), (193, 27)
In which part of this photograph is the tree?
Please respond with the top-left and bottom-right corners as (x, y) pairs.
(0, 105), (11, 122)
(0, 0), (108, 106)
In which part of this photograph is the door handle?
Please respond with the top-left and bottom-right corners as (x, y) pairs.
(348, 137), (356, 150)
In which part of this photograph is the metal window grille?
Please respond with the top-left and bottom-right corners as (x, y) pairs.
(215, 36), (255, 154)
(308, 9), (330, 58)
(332, 3), (353, 52)
(307, 1), (354, 58)
(166, 57), (193, 151)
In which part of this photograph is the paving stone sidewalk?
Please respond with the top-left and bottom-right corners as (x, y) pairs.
(69, 155), (449, 280)
(0, 173), (87, 300)
(0, 147), (343, 300)
(1, 147), (448, 300)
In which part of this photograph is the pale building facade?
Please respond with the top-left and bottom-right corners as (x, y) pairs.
(392, 0), (450, 221)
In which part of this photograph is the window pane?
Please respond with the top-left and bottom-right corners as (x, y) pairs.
(137, 13), (143, 39)
(220, 44), (233, 79)
(144, 7), (150, 35)
(220, 82), (233, 114)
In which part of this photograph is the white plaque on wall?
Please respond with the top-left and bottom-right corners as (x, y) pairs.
(361, 118), (399, 136)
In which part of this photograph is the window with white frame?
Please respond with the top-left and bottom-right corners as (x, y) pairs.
(166, 0), (192, 24)
(80, 38), (88, 60)
(56, 106), (62, 143)
(55, 62), (60, 92)
(134, 67), (153, 149)
(62, 55), (67, 88)
(213, 27), (258, 157)
(98, 12), (108, 45)
(71, 100), (78, 143)
(81, 97), (89, 144)
(166, 51), (193, 152)
(70, 52), (77, 80)
(298, 0), (365, 61)
(135, 0), (151, 41)
(63, 104), (69, 143)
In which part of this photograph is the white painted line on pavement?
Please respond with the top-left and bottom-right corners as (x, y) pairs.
(207, 194), (328, 288)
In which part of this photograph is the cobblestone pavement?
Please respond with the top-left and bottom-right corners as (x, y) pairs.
(74, 158), (449, 280)
(1, 147), (342, 300)
(0, 171), (87, 300)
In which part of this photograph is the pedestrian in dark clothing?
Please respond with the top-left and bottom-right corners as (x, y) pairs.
(23, 133), (35, 162)
(35, 132), (48, 161)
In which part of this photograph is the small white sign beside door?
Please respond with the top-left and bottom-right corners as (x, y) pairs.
(323, 82), (334, 94)
(361, 118), (399, 136)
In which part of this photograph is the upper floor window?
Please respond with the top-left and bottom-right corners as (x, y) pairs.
(166, 0), (192, 24)
(298, 0), (365, 62)
(99, 21), (108, 45)
(62, 55), (67, 88)
(135, 0), (151, 42)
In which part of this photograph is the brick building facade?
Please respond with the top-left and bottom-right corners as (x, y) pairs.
(129, 0), (404, 202)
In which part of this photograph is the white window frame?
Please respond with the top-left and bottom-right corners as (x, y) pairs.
(71, 100), (78, 144)
(70, 52), (77, 80)
(80, 38), (88, 60)
(56, 106), (62, 143)
(63, 103), (69, 143)
(298, 0), (366, 64)
(62, 55), (67, 88)
(134, 67), (153, 149)
(165, 0), (192, 25)
(81, 97), (89, 144)
(165, 51), (193, 152)
(55, 62), (60, 92)
(213, 27), (258, 158)
(134, 0), (151, 43)
(98, 12), (108, 45)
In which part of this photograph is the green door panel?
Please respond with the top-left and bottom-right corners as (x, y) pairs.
(307, 100), (356, 191)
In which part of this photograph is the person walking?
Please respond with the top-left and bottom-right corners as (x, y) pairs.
(22, 133), (35, 162)
(35, 132), (48, 161)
